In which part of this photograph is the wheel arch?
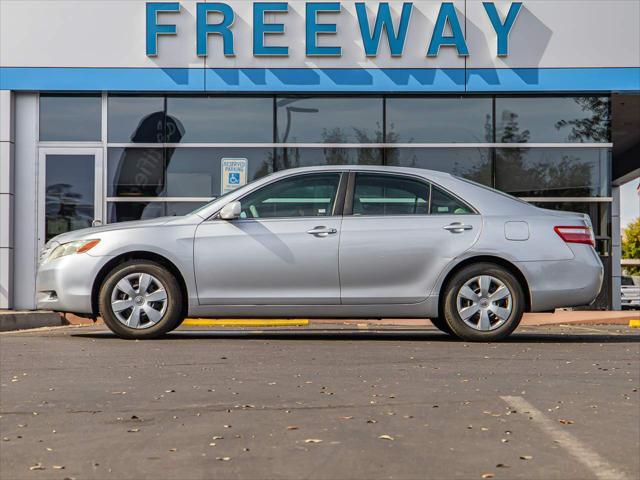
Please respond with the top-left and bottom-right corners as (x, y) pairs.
(91, 251), (189, 319)
(437, 255), (532, 318)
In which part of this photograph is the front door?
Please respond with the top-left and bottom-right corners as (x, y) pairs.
(194, 172), (345, 305)
(39, 148), (103, 246)
(339, 172), (482, 304)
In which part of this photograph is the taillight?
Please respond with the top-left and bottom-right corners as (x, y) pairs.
(554, 225), (595, 247)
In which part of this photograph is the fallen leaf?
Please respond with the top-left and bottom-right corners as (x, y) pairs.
(339, 416), (353, 420)
(378, 434), (394, 441)
(127, 428), (140, 433)
(169, 448), (177, 452)
(496, 463), (511, 468)
(216, 456), (231, 461)
(482, 473), (494, 479)
(52, 465), (65, 470)
(212, 435), (223, 440)
(304, 439), (322, 443)
(559, 419), (574, 425)
(286, 426), (299, 430)
(520, 455), (533, 460)
(29, 464), (45, 471)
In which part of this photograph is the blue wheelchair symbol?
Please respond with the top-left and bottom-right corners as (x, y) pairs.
(228, 172), (240, 185)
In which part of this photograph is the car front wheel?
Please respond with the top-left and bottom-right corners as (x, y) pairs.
(99, 260), (184, 339)
(442, 263), (525, 342)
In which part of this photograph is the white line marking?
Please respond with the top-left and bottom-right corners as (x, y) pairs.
(501, 396), (629, 480)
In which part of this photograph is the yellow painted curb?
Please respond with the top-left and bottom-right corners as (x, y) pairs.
(182, 318), (309, 327)
(629, 319), (640, 328)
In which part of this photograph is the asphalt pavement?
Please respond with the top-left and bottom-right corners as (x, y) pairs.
(1, 324), (638, 480)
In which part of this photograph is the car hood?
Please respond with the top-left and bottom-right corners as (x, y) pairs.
(46, 216), (180, 246)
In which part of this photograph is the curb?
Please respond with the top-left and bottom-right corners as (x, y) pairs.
(0, 311), (65, 332)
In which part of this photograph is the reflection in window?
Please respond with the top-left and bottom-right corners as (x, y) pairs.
(386, 97), (492, 143)
(45, 155), (95, 241)
(166, 96), (273, 143)
(108, 96), (166, 143)
(107, 148), (165, 197)
(496, 97), (611, 143)
(39, 95), (101, 141)
(353, 174), (430, 216)
(108, 202), (161, 223)
(495, 148), (610, 197)
(239, 173), (341, 219)
(166, 148), (273, 197)
(108, 148), (273, 198)
(276, 148), (382, 170)
(276, 97), (383, 143)
(386, 148), (492, 186)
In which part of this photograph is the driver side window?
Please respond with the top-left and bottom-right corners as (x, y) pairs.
(238, 173), (341, 219)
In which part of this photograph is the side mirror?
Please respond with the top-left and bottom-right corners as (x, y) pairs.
(219, 201), (242, 220)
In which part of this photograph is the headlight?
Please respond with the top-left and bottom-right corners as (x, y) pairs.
(46, 239), (101, 262)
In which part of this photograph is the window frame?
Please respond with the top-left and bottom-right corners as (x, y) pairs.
(343, 171), (478, 217)
(212, 171), (349, 221)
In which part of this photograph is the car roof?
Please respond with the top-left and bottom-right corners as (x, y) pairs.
(267, 164), (455, 180)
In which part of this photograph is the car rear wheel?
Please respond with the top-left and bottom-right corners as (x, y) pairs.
(443, 263), (524, 342)
(99, 260), (184, 339)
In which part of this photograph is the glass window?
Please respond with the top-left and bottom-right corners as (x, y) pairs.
(353, 174), (430, 216)
(108, 202), (164, 223)
(108, 148), (273, 198)
(386, 148), (492, 186)
(495, 147), (610, 197)
(430, 185), (473, 215)
(276, 97), (383, 143)
(108, 96), (165, 143)
(386, 97), (492, 143)
(166, 96), (273, 143)
(45, 154), (95, 241)
(165, 148), (273, 197)
(108, 148), (165, 197)
(238, 173), (341, 219)
(276, 147), (382, 170)
(496, 96), (611, 143)
(39, 94), (101, 141)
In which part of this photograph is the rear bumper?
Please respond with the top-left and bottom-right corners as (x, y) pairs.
(517, 245), (604, 312)
(36, 254), (112, 314)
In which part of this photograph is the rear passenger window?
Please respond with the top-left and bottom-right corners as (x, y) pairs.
(353, 174), (430, 216)
(430, 186), (472, 215)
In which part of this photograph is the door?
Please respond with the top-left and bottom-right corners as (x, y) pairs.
(39, 148), (103, 246)
(339, 172), (482, 304)
(194, 172), (345, 305)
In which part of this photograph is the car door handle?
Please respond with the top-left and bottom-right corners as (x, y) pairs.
(307, 226), (338, 237)
(443, 223), (473, 233)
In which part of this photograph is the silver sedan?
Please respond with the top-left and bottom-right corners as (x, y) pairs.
(37, 166), (603, 341)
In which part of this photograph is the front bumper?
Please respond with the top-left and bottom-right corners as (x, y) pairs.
(36, 253), (113, 314)
(517, 245), (604, 312)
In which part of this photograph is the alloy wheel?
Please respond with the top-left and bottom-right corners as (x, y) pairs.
(455, 275), (513, 331)
(110, 273), (168, 329)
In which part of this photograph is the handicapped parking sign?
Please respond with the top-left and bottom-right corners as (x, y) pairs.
(221, 158), (248, 194)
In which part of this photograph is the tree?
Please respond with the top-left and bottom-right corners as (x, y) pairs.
(622, 217), (640, 276)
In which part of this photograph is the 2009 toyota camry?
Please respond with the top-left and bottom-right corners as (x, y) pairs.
(37, 166), (603, 341)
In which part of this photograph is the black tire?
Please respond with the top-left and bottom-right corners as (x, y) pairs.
(429, 316), (454, 335)
(442, 263), (525, 342)
(99, 260), (184, 339)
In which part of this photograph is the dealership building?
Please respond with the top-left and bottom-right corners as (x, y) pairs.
(0, 0), (639, 312)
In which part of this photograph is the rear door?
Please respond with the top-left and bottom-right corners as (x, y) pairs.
(339, 172), (481, 304)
